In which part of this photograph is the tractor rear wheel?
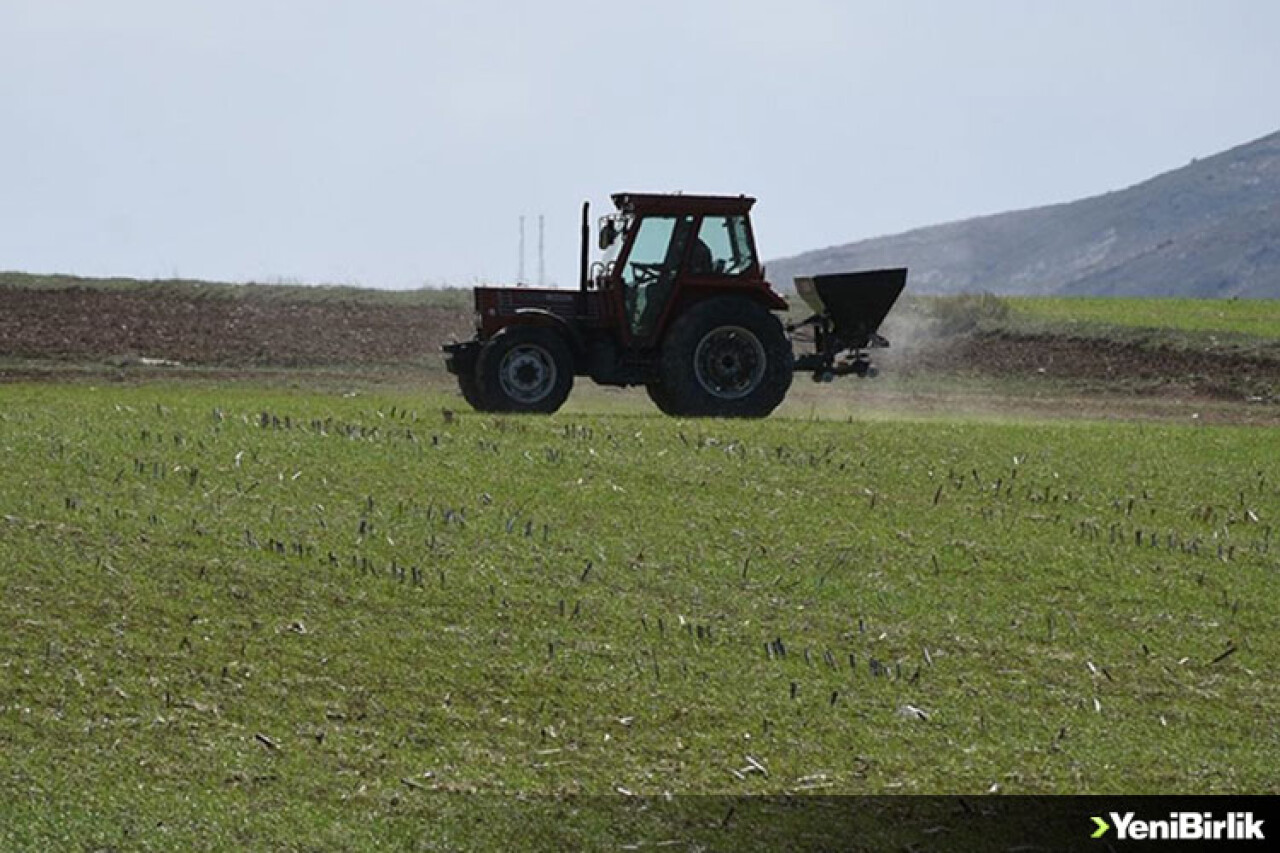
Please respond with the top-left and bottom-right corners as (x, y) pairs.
(657, 297), (793, 418)
(644, 382), (682, 416)
(477, 326), (574, 414)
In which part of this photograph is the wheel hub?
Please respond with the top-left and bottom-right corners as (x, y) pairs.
(693, 326), (766, 400)
(499, 345), (556, 403)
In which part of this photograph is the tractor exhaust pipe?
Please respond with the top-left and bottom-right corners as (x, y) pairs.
(579, 201), (590, 291)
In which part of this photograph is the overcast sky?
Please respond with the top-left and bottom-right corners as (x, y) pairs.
(2, 0), (1278, 288)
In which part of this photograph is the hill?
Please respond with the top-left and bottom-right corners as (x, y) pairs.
(769, 130), (1280, 297)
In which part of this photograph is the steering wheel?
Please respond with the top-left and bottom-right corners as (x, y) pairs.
(630, 262), (665, 285)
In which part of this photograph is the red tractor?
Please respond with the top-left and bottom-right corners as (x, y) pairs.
(444, 193), (905, 417)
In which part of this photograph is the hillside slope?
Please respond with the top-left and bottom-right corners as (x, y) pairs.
(769, 130), (1280, 297)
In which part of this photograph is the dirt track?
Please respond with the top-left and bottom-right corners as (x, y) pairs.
(2, 286), (1278, 405)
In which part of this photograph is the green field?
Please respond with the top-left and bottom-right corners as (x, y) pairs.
(1005, 296), (1280, 340)
(1, 384), (1277, 848)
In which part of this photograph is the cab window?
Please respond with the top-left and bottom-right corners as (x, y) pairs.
(692, 215), (757, 275)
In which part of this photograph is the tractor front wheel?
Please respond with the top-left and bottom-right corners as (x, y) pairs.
(477, 327), (574, 414)
(657, 298), (793, 418)
(456, 371), (504, 412)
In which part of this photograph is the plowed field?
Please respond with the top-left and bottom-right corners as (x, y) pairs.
(0, 286), (470, 367)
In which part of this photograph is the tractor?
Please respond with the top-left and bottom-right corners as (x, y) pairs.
(443, 193), (906, 417)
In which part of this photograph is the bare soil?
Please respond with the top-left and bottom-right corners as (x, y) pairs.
(883, 331), (1280, 402)
(0, 287), (471, 367)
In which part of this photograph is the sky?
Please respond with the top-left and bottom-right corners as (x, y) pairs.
(2, 0), (1278, 289)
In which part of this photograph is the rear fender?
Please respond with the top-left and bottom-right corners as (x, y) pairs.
(677, 281), (789, 312)
(503, 309), (586, 359)
(657, 286), (787, 341)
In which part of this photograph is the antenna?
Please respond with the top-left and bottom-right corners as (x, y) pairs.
(518, 215), (526, 286)
(538, 214), (546, 287)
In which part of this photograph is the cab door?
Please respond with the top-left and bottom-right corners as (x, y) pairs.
(615, 214), (697, 344)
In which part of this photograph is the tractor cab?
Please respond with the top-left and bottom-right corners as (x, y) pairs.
(589, 194), (785, 345)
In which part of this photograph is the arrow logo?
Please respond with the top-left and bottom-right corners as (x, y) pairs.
(1091, 816), (1111, 838)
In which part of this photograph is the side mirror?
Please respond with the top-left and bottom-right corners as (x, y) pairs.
(599, 219), (618, 251)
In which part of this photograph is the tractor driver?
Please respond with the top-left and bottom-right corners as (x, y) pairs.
(688, 236), (714, 275)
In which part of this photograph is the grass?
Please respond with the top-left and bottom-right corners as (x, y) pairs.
(1004, 296), (1280, 341)
(1, 384), (1277, 848)
(887, 294), (1280, 350)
